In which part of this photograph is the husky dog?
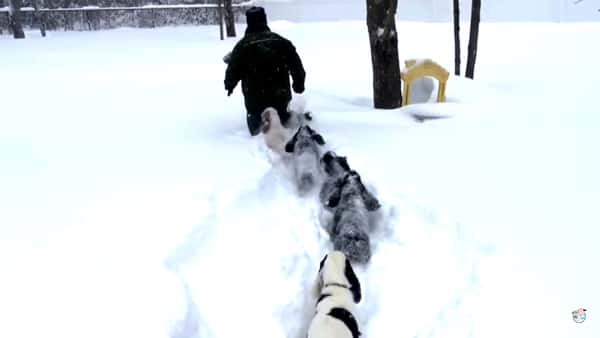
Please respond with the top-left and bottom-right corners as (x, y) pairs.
(308, 251), (362, 338)
(322, 171), (381, 264)
(285, 125), (326, 194)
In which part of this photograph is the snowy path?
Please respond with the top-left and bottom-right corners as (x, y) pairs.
(163, 115), (486, 338)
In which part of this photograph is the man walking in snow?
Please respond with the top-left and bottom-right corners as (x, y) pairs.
(224, 6), (306, 136)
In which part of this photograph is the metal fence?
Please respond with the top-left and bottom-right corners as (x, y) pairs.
(0, 2), (250, 33)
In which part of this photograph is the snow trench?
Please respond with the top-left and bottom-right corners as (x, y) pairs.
(165, 114), (484, 338)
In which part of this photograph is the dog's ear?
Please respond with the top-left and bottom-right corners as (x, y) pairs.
(322, 152), (335, 163)
(345, 258), (362, 303)
(285, 129), (299, 153)
(351, 171), (380, 211)
(311, 254), (328, 299)
(360, 182), (381, 212)
(339, 156), (350, 171)
(305, 126), (325, 145)
(284, 141), (294, 153)
(319, 254), (328, 271)
(311, 133), (326, 146)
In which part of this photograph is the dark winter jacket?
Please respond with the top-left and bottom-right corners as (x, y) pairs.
(224, 9), (306, 118)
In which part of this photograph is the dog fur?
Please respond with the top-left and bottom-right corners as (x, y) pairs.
(308, 251), (362, 338)
(285, 125), (326, 194)
(284, 110), (313, 130)
(260, 107), (290, 155)
(260, 107), (314, 156)
(322, 171), (381, 264)
(319, 151), (352, 210)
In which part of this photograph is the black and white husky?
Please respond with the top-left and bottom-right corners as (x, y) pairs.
(308, 251), (362, 338)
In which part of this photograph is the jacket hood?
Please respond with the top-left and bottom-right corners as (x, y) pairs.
(245, 6), (270, 34)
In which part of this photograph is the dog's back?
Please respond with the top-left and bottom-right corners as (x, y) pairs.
(327, 172), (380, 264)
(296, 148), (321, 193)
(308, 312), (359, 338)
(286, 126), (326, 195)
(332, 203), (372, 264)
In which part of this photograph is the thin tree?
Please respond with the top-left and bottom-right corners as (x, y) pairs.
(453, 0), (461, 75)
(366, 0), (402, 108)
(465, 0), (481, 79)
(223, 0), (236, 37)
(33, 0), (47, 37)
(8, 0), (26, 39)
(217, 0), (224, 40)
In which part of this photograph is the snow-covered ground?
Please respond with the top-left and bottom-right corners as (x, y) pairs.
(1, 22), (599, 338)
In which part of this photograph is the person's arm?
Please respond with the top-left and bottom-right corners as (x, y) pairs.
(224, 44), (244, 95)
(286, 41), (306, 94)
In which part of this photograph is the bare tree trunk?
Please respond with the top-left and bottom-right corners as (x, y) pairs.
(33, 0), (47, 37)
(453, 0), (460, 76)
(223, 0), (236, 37)
(366, 0), (402, 108)
(465, 0), (481, 79)
(9, 0), (26, 39)
(217, 0), (224, 40)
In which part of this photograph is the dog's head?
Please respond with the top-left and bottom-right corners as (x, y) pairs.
(312, 251), (362, 303)
(285, 125), (325, 153)
(261, 107), (281, 134)
(321, 151), (351, 177)
(325, 170), (381, 211)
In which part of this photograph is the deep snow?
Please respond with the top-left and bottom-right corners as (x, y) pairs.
(1, 21), (599, 338)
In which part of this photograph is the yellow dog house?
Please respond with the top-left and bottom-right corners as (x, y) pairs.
(401, 59), (449, 106)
